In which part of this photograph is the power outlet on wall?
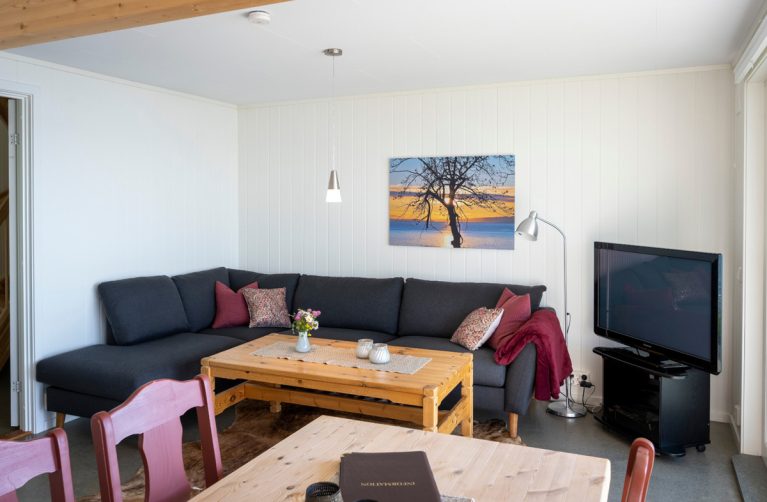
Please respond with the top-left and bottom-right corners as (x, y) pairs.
(573, 370), (591, 385)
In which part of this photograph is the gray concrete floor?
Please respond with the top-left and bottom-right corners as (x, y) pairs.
(732, 454), (767, 502)
(519, 401), (741, 502)
(16, 401), (740, 501)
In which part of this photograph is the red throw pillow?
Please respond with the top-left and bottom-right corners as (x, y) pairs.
(211, 281), (259, 329)
(487, 289), (532, 350)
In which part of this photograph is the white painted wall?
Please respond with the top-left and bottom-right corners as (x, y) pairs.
(239, 66), (735, 421)
(0, 53), (240, 433)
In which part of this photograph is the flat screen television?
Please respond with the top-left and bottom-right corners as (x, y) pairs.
(594, 242), (722, 374)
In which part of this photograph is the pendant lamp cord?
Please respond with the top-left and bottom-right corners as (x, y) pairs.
(330, 53), (337, 174)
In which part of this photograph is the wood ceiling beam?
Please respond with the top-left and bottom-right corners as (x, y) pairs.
(0, 0), (288, 50)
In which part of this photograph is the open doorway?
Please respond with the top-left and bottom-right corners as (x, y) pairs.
(0, 97), (18, 437)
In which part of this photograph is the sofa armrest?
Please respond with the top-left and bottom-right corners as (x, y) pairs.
(503, 342), (536, 415)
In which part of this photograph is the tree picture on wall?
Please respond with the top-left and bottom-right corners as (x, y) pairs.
(389, 155), (515, 249)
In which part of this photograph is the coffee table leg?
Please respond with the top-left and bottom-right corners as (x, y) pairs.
(201, 363), (215, 391)
(269, 384), (282, 413)
(422, 386), (439, 433)
(460, 364), (474, 437)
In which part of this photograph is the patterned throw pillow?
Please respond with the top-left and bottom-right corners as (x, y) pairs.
(451, 307), (505, 351)
(242, 287), (291, 328)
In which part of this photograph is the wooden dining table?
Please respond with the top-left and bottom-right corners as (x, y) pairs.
(190, 415), (611, 502)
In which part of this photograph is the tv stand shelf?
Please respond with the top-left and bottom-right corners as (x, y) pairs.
(593, 347), (710, 456)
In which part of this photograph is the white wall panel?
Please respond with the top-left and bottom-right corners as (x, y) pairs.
(0, 53), (239, 432)
(239, 66), (735, 421)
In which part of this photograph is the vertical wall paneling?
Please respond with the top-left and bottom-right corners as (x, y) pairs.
(239, 67), (735, 420)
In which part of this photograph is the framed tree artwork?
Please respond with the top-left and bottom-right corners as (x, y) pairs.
(389, 155), (515, 249)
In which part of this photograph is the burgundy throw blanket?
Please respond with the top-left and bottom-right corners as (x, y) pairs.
(494, 309), (573, 400)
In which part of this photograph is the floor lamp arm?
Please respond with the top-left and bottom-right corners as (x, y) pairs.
(537, 216), (569, 336)
(537, 215), (584, 418)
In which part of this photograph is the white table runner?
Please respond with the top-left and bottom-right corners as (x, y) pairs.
(252, 341), (431, 375)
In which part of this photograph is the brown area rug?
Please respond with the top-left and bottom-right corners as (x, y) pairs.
(79, 401), (523, 502)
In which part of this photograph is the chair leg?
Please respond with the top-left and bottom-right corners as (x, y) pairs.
(508, 412), (519, 439)
(55, 413), (65, 428)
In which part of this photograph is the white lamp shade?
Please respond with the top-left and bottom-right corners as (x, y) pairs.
(325, 170), (342, 203)
(326, 188), (342, 203)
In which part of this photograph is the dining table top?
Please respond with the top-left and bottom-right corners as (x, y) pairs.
(190, 415), (611, 502)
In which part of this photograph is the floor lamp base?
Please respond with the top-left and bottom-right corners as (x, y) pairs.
(546, 400), (587, 418)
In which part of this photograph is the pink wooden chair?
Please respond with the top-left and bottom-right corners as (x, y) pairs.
(621, 437), (656, 502)
(0, 428), (75, 502)
(91, 375), (222, 502)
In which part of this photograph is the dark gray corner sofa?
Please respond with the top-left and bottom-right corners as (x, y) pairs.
(37, 267), (546, 435)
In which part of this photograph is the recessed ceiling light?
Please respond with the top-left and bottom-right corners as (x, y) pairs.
(247, 10), (271, 25)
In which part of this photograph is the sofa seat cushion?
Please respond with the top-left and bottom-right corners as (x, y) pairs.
(201, 326), (291, 343)
(227, 270), (301, 312)
(398, 279), (546, 338)
(389, 336), (505, 388)
(36, 333), (241, 402)
(172, 267), (230, 332)
(293, 275), (404, 335)
(98, 276), (190, 345)
(308, 327), (395, 344)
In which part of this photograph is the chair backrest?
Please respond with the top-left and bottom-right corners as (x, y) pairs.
(622, 438), (656, 502)
(91, 375), (222, 502)
(0, 429), (75, 502)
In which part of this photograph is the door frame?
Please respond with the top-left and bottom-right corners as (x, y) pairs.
(0, 81), (35, 433)
(738, 76), (767, 457)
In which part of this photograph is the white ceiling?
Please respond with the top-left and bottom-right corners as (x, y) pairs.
(8, 0), (763, 105)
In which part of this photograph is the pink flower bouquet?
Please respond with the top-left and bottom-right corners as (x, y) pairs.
(292, 308), (321, 335)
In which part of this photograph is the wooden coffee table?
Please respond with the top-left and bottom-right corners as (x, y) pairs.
(200, 334), (474, 436)
(190, 416), (611, 502)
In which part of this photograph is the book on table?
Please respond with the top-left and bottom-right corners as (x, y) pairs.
(340, 451), (441, 502)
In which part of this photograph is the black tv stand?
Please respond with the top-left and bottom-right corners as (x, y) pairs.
(593, 347), (710, 456)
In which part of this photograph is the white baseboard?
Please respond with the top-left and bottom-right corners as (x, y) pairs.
(728, 413), (741, 446)
(39, 412), (74, 433)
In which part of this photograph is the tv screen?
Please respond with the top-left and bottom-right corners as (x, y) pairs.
(594, 242), (722, 374)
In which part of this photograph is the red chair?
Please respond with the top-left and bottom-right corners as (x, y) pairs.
(622, 438), (656, 502)
(0, 429), (75, 502)
(91, 375), (223, 502)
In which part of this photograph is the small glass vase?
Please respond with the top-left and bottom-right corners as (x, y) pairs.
(356, 338), (374, 358)
(368, 343), (391, 364)
(295, 331), (311, 353)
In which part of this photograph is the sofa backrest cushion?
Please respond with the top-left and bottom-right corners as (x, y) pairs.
(398, 279), (546, 338)
(98, 276), (190, 345)
(227, 269), (300, 312)
(293, 275), (404, 335)
(171, 267), (230, 332)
